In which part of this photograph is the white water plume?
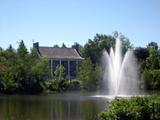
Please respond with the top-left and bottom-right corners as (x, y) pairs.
(101, 37), (139, 95)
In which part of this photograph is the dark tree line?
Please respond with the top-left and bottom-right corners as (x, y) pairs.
(133, 41), (160, 90)
(0, 40), (50, 94)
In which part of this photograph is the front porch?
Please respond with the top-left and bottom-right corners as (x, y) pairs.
(49, 59), (80, 79)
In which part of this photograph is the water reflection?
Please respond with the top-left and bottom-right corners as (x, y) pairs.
(0, 92), (107, 120)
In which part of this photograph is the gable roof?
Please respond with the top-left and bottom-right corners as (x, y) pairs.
(38, 47), (83, 60)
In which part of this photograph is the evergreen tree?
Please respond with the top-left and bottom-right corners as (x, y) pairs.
(61, 43), (67, 48)
(72, 42), (82, 55)
(17, 40), (28, 58)
(53, 44), (60, 48)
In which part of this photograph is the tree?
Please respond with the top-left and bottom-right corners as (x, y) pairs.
(82, 34), (115, 65)
(141, 42), (160, 90)
(77, 58), (100, 90)
(113, 31), (133, 54)
(0, 45), (19, 93)
(147, 41), (158, 50)
(0, 41), (52, 94)
(30, 57), (50, 81)
(17, 40), (28, 58)
(16, 41), (30, 91)
(134, 47), (149, 62)
(53, 44), (60, 48)
(28, 57), (50, 93)
(28, 48), (39, 67)
(0, 47), (2, 51)
(142, 70), (160, 90)
(81, 33), (132, 65)
(61, 43), (67, 48)
(144, 48), (160, 70)
(71, 42), (82, 55)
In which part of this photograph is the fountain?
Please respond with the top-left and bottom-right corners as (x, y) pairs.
(101, 37), (139, 96)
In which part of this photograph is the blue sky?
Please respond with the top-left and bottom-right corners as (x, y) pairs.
(0, 0), (160, 50)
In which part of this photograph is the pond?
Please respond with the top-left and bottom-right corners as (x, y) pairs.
(0, 92), (108, 120)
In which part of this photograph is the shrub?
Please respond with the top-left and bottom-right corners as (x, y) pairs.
(46, 66), (69, 92)
(98, 96), (160, 120)
(46, 79), (68, 92)
(67, 80), (81, 90)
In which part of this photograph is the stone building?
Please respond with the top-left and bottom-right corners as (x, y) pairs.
(33, 42), (83, 79)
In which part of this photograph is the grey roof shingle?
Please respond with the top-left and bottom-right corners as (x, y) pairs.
(38, 47), (83, 60)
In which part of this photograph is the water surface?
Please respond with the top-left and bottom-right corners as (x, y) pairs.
(0, 92), (107, 120)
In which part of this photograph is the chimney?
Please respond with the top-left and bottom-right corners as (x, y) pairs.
(33, 42), (39, 50)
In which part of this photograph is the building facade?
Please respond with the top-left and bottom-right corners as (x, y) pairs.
(33, 42), (83, 79)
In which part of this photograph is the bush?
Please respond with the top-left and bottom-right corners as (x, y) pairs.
(98, 96), (160, 120)
(45, 66), (68, 92)
(46, 79), (68, 92)
(67, 80), (81, 90)
(45, 79), (81, 92)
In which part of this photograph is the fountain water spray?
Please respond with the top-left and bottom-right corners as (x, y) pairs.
(102, 37), (139, 96)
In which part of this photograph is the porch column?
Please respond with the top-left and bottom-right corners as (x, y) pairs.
(59, 59), (61, 66)
(51, 59), (53, 78)
(68, 60), (70, 81)
(76, 60), (78, 71)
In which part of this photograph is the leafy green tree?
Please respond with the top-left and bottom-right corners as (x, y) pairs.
(141, 42), (160, 90)
(30, 58), (50, 81)
(145, 42), (160, 70)
(144, 48), (160, 70)
(82, 34), (115, 65)
(82, 33), (132, 65)
(134, 47), (149, 73)
(134, 47), (149, 62)
(0, 41), (51, 94)
(147, 41), (158, 50)
(0, 45), (19, 93)
(113, 31), (133, 54)
(27, 57), (50, 93)
(77, 58), (100, 90)
(141, 70), (160, 90)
